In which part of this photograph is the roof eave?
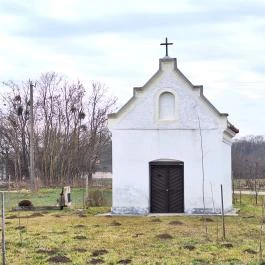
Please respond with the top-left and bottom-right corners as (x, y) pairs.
(224, 128), (237, 138)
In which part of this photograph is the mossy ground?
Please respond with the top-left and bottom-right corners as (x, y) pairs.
(2, 192), (265, 264)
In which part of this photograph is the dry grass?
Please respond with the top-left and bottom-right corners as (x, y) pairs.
(3, 195), (265, 264)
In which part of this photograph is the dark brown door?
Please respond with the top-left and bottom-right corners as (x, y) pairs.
(150, 162), (184, 213)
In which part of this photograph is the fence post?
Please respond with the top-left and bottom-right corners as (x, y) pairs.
(221, 184), (226, 240)
(2, 192), (6, 265)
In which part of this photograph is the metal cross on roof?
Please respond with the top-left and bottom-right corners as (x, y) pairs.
(160, 37), (173, 57)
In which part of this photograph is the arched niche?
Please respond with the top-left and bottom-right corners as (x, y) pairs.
(159, 92), (175, 120)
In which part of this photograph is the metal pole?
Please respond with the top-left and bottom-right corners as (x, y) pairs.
(2, 192), (6, 265)
(221, 184), (226, 240)
(30, 81), (35, 191)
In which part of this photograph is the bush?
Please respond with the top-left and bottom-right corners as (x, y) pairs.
(85, 190), (106, 207)
(18, 200), (33, 208)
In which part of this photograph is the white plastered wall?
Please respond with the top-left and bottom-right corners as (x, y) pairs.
(109, 58), (233, 214)
(111, 129), (232, 214)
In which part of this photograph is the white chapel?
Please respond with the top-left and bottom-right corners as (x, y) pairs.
(108, 39), (239, 215)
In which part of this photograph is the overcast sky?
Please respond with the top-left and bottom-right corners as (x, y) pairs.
(1, 0), (265, 137)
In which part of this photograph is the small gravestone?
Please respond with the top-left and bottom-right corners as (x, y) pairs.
(64, 186), (71, 207)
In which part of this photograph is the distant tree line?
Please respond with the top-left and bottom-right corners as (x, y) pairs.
(232, 135), (265, 179)
(0, 72), (116, 186)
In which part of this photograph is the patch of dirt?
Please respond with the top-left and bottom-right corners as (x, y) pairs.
(55, 231), (67, 234)
(192, 258), (209, 265)
(91, 249), (108, 257)
(15, 226), (26, 230)
(243, 248), (257, 254)
(117, 259), (132, 264)
(74, 224), (86, 228)
(132, 233), (144, 238)
(169, 220), (183, 225)
(73, 235), (87, 240)
(36, 248), (59, 255)
(6, 215), (17, 219)
(93, 224), (100, 227)
(29, 212), (44, 218)
(225, 258), (241, 263)
(73, 248), (87, 253)
(110, 220), (121, 226)
(89, 258), (104, 264)
(183, 244), (196, 250)
(156, 233), (173, 240)
(200, 217), (214, 222)
(41, 211), (49, 214)
(242, 215), (255, 219)
(53, 214), (62, 218)
(221, 242), (233, 248)
(47, 255), (71, 263)
(150, 218), (161, 223)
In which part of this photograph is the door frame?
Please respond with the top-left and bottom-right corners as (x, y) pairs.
(149, 160), (184, 213)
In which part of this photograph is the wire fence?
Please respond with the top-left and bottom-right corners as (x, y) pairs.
(0, 178), (112, 211)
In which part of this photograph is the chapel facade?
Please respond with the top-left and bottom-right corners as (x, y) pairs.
(108, 45), (238, 215)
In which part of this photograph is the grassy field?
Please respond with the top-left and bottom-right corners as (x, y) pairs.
(3, 187), (112, 210)
(2, 191), (265, 264)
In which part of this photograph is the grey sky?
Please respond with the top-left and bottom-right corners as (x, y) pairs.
(1, 0), (265, 136)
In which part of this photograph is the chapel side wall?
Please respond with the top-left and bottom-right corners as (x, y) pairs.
(220, 140), (233, 211)
(111, 128), (232, 214)
(184, 129), (233, 213)
(204, 137), (233, 213)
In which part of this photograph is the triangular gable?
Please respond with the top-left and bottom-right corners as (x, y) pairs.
(109, 58), (228, 119)
(108, 57), (238, 135)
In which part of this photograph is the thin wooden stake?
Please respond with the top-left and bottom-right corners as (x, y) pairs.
(255, 162), (258, 205)
(221, 184), (226, 240)
(259, 196), (264, 264)
(239, 179), (242, 206)
(232, 178), (235, 204)
(2, 192), (6, 265)
(86, 175), (89, 203)
(83, 175), (85, 209)
(18, 212), (22, 245)
(211, 183), (219, 241)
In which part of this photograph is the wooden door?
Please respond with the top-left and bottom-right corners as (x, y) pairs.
(150, 162), (184, 213)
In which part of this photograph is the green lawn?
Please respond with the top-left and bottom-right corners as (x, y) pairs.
(3, 187), (112, 210)
(2, 192), (265, 264)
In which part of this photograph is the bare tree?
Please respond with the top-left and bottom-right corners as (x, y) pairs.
(1, 81), (31, 183)
(84, 82), (116, 180)
(0, 73), (116, 188)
